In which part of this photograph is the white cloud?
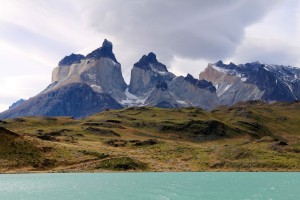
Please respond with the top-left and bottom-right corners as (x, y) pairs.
(169, 56), (211, 78)
(229, 0), (300, 66)
(0, 75), (49, 111)
(0, 0), (106, 111)
(230, 38), (300, 66)
(0, 104), (8, 112)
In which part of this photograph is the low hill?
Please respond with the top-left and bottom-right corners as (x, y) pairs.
(0, 101), (299, 173)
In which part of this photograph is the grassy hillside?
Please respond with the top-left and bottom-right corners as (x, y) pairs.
(0, 101), (299, 173)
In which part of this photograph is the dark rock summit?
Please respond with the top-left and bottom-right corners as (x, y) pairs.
(184, 74), (216, 92)
(86, 39), (119, 64)
(134, 52), (167, 72)
(58, 54), (85, 67)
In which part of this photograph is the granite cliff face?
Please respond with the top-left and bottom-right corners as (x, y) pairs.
(169, 74), (219, 110)
(144, 80), (180, 108)
(129, 52), (175, 96)
(50, 39), (127, 101)
(199, 61), (300, 105)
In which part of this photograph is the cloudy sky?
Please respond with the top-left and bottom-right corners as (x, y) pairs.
(0, 0), (300, 111)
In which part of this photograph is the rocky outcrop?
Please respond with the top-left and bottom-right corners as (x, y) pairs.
(9, 99), (26, 110)
(199, 61), (300, 105)
(58, 54), (85, 67)
(144, 80), (180, 108)
(169, 74), (219, 110)
(0, 83), (122, 119)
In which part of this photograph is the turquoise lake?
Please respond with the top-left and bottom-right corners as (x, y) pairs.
(0, 172), (299, 200)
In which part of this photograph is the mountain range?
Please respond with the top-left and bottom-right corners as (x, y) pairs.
(1, 39), (300, 119)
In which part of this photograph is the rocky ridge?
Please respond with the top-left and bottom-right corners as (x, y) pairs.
(199, 61), (300, 105)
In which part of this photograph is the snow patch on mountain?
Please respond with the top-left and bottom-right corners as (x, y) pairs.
(149, 64), (169, 76)
(120, 88), (152, 107)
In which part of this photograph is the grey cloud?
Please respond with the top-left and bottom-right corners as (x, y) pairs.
(231, 40), (300, 67)
(76, 0), (281, 64)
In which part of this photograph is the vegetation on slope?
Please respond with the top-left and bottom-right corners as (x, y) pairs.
(0, 101), (299, 173)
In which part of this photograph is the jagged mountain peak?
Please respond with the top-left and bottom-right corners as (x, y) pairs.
(129, 52), (175, 95)
(51, 38), (127, 101)
(9, 99), (26, 110)
(140, 52), (158, 63)
(86, 39), (119, 64)
(253, 61), (264, 65)
(184, 73), (195, 80)
(214, 60), (238, 68)
(214, 60), (239, 70)
(201, 61), (300, 105)
(102, 39), (113, 50)
(145, 52), (157, 62)
(215, 61), (271, 70)
(58, 53), (85, 67)
(134, 52), (168, 72)
(211, 60), (282, 80)
(213, 61), (298, 79)
(215, 60), (224, 65)
(184, 74), (216, 92)
(58, 39), (118, 67)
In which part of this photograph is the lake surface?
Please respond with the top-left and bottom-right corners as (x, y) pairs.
(0, 172), (299, 200)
